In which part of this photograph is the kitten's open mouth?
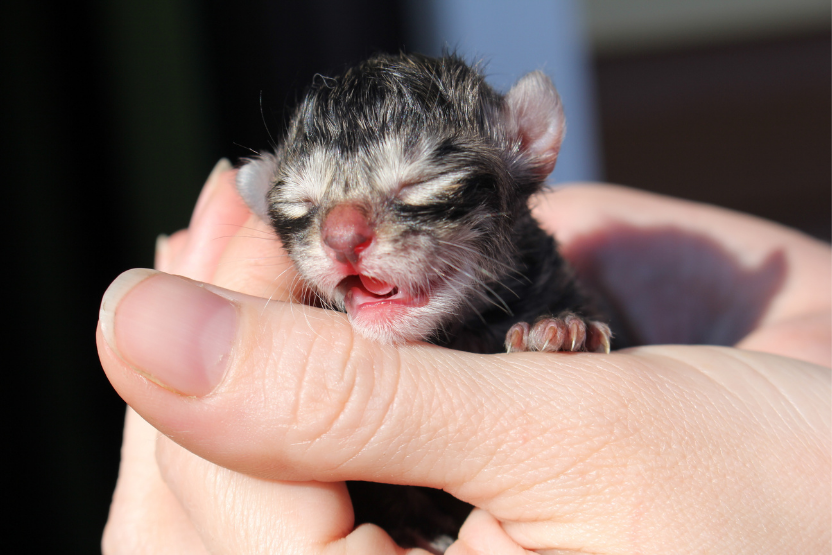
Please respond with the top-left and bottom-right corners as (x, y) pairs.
(337, 274), (429, 317)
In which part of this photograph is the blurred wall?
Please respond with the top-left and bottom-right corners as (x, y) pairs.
(586, 0), (830, 54)
(588, 0), (831, 240)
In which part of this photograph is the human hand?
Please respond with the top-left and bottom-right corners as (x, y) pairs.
(99, 163), (831, 554)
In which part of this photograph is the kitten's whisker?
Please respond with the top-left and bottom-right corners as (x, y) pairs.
(232, 142), (260, 156)
(433, 256), (512, 315)
(435, 239), (530, 283)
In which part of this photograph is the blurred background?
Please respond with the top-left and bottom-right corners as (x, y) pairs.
(3, 0), (828, 551)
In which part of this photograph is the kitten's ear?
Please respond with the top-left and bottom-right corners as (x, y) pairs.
(504, 71), (565, 178)
(236, 153), (277, 222)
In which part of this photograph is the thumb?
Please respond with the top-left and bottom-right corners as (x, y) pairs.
(95, 267), (662, 514)
(98, 267), (502, 488)
(97, 268), (830, 540)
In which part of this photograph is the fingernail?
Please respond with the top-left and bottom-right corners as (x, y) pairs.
(100, 269), (237, 396)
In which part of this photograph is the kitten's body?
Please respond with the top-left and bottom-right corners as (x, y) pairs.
(236, 53), (610, 550)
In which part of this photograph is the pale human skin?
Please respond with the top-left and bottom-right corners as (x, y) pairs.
(98, 159), (831, 554)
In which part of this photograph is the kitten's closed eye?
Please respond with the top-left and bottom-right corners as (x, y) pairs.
(277, 200), (314, 219)
(395, 173), (466, 205)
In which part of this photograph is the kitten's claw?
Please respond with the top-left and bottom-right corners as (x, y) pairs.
(505, 322), (531, 353)
(586, 321), (612, 354)
(504, 314), (612, 353)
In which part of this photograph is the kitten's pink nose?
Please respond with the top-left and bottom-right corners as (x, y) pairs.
(322, 204), (373, 266)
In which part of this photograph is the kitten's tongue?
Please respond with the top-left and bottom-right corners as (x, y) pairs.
(340, 275), (428, 320)
(359, 275), (395, 296)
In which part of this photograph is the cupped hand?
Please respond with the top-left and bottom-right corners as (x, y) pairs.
(99, 161), (831, 554)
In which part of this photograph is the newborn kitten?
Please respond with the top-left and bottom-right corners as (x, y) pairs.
(236, 53), (611, 552)
(237, 53), (610, 356)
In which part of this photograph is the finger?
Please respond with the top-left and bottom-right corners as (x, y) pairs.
(156, 436), (425, 555)
(154, 159), (236, 278)
(190, 158), (234, 229)
(448, 510), (531, 555)
(155, 430), (428, 555)
(174, 160), (252, 282)
(162, 159), (299, 300)
(155, 230), (187, 274)
(102, 408), (209, 555)
(211, 212), (300, 301)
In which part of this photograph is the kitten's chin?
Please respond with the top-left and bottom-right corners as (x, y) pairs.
(348, 309), (443, 345)
(345, 300), (439, 345)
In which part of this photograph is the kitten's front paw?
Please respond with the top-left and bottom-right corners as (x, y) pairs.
(505, 314), (611, 354)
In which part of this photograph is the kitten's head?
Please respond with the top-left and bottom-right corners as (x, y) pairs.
(237, 54), (564, 343)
